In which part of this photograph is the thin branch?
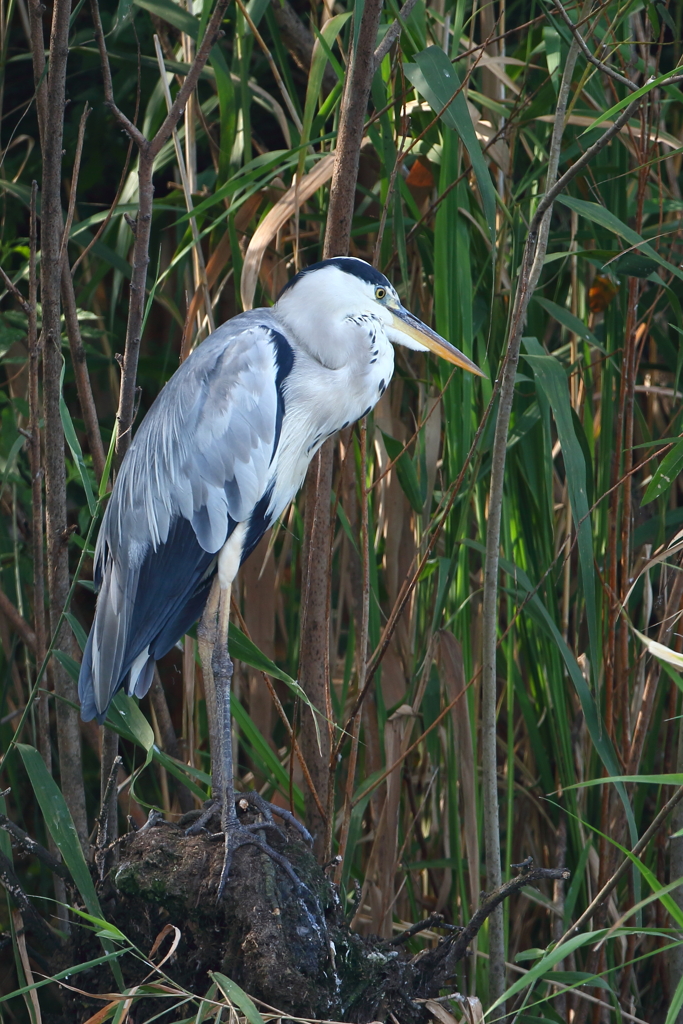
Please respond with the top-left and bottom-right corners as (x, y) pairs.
(373, 0), (420, 70)
(0, 266), (30, 313)
(533, 97), (644, 228)
(390, 912), (446, 945)
(298, 0), (385, 858)
(90, 0), (231, 458)
(229, 598), (327, 823)
(27, 0), (47, 140)
(443, 864), (570, 968)
(71, 139), (133, 276)
(335, 384), (496, 759)
(551, 0), (637, 91)
(0, 588), (37, 652)
(0, 850), (58, 946)
(479, 9), (591, 1005)
(61, 262), (107, 481)
(27, 180), (51, 772)
(59, 102), (91, 264)
(89, 0), (145, 148)
(153, 35), (215, 337)
(41, 0), (89, 849)
(334, 419), (369, 874)
(0, 814), (70, 880)
(95, 754), (123, 881)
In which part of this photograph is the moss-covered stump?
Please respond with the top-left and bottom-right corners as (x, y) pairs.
(113, 814), (341, 1016)
(49, 807), (474, 1023)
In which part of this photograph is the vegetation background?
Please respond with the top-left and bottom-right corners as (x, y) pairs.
(1, 0), (683, 1020)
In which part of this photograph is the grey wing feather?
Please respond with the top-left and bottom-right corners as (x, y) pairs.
(81, 314), (285, 720)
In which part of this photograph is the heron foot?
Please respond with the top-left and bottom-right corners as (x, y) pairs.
(213, 815), (304, 900)
(182, 792), (312, 899)
(182, 791), (312, 845)
(182, 799), (220, 835)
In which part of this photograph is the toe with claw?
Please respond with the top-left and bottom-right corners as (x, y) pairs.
(213, 794), (311, 901)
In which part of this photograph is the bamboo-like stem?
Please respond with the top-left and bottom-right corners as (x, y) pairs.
(479, 7), (607, 1006)
(27, 0), (105, 486)
(40, 0), (88, 850)
(298, 0), (385, 860)
(27, 0), (47, 139)
(27, 182), (50, 772)
(335, 420), (369, 875)
(59, 102), (90, 264)
(299, 450), (334, 857)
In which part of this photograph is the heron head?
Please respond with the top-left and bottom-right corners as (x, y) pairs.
(275, 257), (484, 377)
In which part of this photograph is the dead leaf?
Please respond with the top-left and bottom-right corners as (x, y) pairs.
(82, 1000), (122, 1024)
(425, 998), (460, 1024)
(13, 910), (42, 1024)
(149, 922), (181, 967)
(240, 155), (336, 310)
(587, 274), (618, 313)
(406, 156), (435, 190)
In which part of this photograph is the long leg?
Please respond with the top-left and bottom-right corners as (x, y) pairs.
(197, 576), (222, 801)
(193, 565), (311, 899)
(213, 582), (235, 840)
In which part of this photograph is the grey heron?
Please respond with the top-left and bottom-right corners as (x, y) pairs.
(78, 256), (483, 891)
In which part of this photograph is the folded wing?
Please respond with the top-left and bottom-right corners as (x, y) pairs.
(79, 317), (292, 721)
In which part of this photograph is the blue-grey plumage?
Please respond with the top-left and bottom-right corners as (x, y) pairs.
(78, 257), (483, 725)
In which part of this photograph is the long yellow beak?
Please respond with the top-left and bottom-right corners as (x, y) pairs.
(389, 308), (485, 377)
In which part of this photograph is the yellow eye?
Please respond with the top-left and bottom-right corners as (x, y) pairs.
(375, 286), (386, 300)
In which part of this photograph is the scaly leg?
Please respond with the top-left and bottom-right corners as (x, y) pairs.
(185, 579), (222, 834)
(197, 576), (222, 801)
(214, 582), (236, 842)
(189, 571), (313, 898)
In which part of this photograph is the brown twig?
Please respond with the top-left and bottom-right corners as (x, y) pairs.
(228, 599), (327, 823)
(27, 181), (51, 772)
(551, 0), (638, 91)
(71, 138), (134, 277)
(59, 102), (91, 264)
(373, 0), (421, 70)
(95, 754), (123, 881)
(27, 0), (47, 140)
(0, 266), (30, 312)
(0, 850), (58, 945)
(0, 813), (70, 880)
(40, 0), (89, 849)
(444, 864), (570, 967)
(297, 0), (386, 859)
(0, 588), (37, 653)
(334, 420), (369, 876)
(390, 912), (446, 945)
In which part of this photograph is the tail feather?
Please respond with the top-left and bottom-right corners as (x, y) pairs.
(78, 629), (105, 723)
